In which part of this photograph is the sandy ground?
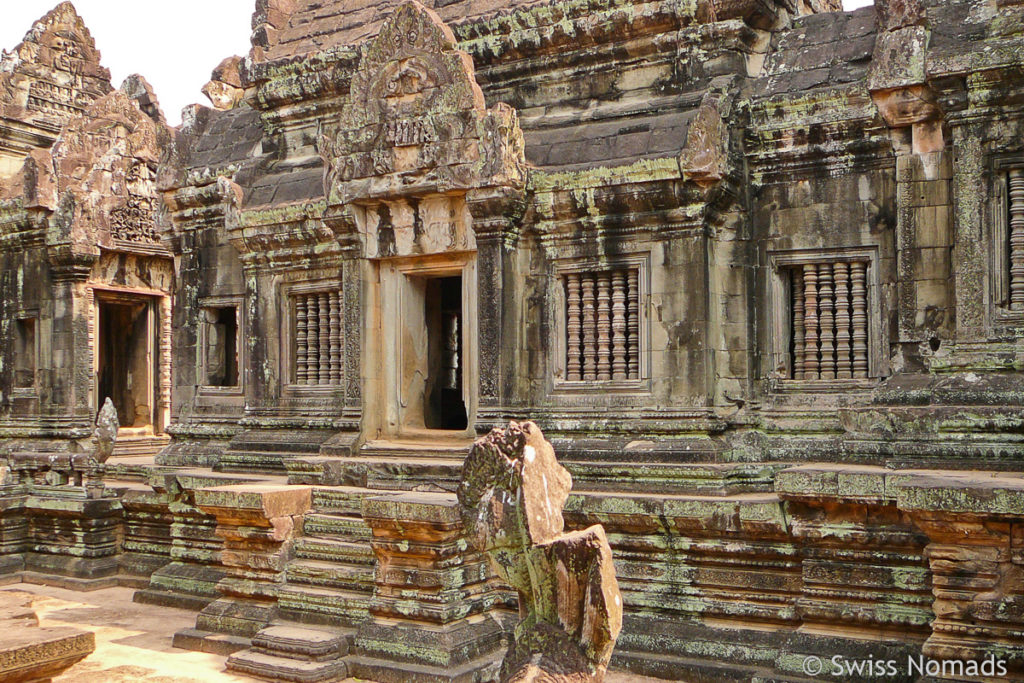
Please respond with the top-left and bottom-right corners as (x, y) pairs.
(2, 582), (666, 682)
(2, 583), (253, 682)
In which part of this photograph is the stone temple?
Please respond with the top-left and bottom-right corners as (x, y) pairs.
(1, 0), (1024, 680)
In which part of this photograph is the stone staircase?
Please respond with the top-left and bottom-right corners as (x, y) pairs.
(218, 429), (340, 475)
(226, 624), (353, 682)
(223, 437), (480, 681)
(277, 487), (377, 628)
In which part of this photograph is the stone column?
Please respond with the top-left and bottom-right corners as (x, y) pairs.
(46, 255), (97, 432)
(352, 492), (506, 682)
(175, 484), (311, 654)
(467, 188), (524, 430)
(895, 152), (954, 344)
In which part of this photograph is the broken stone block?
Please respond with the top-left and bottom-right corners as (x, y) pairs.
(459, 421), (622, 682)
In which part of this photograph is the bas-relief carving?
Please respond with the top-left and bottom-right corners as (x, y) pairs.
(356, 195), (475, 259)
(319, 0), (525, 257)
(10, 88), (170, 255)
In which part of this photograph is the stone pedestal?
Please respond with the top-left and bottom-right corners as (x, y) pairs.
(898, 474), (1024, 676)
(352, 492), (506, 683)
(174, 484), (311, 655)
(0, 486), (28, 580)
(129, 473), (228, 610)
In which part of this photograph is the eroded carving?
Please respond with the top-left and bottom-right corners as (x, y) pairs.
(319, 0), (525, 257)
(458, 421), (622, 682)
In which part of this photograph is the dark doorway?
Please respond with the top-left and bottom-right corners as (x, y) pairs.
(97, 299), (153, 429)
(424, 276), (467, 430)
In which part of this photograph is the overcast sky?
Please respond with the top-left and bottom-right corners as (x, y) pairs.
(2, 0), (875, 127)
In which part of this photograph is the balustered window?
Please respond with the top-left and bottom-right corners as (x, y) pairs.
(292, 290), (343, 386)
(786, 260), (871, 380)
(562, 267), (643, 383)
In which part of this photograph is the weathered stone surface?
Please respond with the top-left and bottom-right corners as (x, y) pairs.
(202, 56), (245, 111)
(0, 2), (112, 178)
(351, 490), (506, 681)
(460, 422), (622, 681)
(0, 590), (95, 682)
(1, 0), (1024, 680)
(177, 484), (312, 650)
(93, 398), (118, 464)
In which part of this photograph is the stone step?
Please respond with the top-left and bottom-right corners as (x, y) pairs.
(251, 625), (351, 661)
(349, 649), (502, 683)
(229, 429), (337, 454)
(112, 435), (171, 459)
(312, 457), (464, 492)
(302, 513), (372, 541)
(218, 450), (300, 475)
(285, 559), (375, 593)
(226, 649), (348, 683)
(360, 439), (471, 460)
(277, 585), (371, 625)
(565, 461), (780, 495)
(311, 486), (392, 515)
(293, 537), (374, 564)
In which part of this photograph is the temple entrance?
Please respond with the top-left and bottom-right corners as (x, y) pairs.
(423, 276), (467, 430)
(369, 255), (477, 439)
(96, 295), (157, 432)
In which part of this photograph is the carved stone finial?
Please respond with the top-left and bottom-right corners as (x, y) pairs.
(202, 56), (245, 111)
(93, 398), (118, 464)
(458, 421), (622, 682)
(680, 93), (730, 189)
(121, 74), (167, 125)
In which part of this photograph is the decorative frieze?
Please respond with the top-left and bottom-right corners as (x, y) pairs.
(565, 267), (641, 383)
(292, 291), (343, 386)
(790, 261), (870, 380)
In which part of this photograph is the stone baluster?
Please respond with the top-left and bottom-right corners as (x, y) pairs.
(851, 262), (869, 378)
(627, 269), (640, 380)
(611, 271), (627, 380)
(582, 275), (597, 381)
(329, 291), (342, 384)
(566, 274), (582, 381)
(833, 262), (852, 379)
(318, 292), (330, 385)
(296, 296), (308, 385)
(306, 295), (319, 384)
(792, 272), (806, 380)
(597, 273), (612, 380)
(802, 264), (820, 380)
(818, 263), (835, 380)
(1009, 170), (1024, 310)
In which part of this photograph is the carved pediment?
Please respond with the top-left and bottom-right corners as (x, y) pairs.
(319, 0), (526, 207)
(4, 89), (171, 260)
(0, 2), (112, 128)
